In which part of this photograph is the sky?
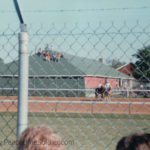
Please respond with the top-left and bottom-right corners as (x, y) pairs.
(0, 0), (149, 25)
(0, 0), (150, 63)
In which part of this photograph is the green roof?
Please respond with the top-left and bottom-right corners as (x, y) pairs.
(65, 54), (130, 78)
(0, 63), (6, 74)
(0, 53), (130, 79)
(29, 55), (84, 75)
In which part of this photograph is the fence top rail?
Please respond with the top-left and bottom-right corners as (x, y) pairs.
(0, 87), (150, 92)
(0, 74), (133, 79)
(0, 99), (150, 105)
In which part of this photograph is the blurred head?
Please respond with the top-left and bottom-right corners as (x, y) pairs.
(116, 136), (127, 150)
(116, 133), (150, 150)
(17, 125), (65, 150)
(98, 82), (102, 88)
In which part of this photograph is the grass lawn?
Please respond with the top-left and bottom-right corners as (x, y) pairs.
(0, 112), (150, 150)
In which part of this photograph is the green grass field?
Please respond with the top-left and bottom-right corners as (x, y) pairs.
(0, 112), (150, 150)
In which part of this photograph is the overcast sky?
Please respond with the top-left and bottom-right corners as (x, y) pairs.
(0, 0), (150, 63)
(0, 0), (149, 24)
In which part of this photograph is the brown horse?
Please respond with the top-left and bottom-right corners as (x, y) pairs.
(95, 86), (112, 100)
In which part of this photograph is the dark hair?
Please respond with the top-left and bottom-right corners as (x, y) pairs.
(116, 133), (150, 150)
(116, 136), (127, 150)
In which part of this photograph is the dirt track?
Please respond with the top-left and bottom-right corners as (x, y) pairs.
(0, 96), (150, 114)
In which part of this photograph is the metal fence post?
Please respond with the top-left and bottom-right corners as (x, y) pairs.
(17, 24), (29, 137)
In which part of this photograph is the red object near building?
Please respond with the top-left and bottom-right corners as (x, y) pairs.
(117, 63), (135, 77)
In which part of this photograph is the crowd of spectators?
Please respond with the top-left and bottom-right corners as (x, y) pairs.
(37, 44), (64, 62)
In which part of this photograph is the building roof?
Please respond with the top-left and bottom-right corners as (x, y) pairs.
(0, 62), (6, 74)
(0, 53), (131, 79)
(117, 63), (135, 77)
(29, 54), (84, 76)
(65, 54), (131, 79)
(1, 54), (84, 76)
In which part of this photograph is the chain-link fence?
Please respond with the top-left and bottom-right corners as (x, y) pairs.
(0, 21), (150, 150)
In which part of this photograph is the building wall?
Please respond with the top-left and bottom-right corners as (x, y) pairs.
(0, 76), (85, 97)
(28, 76), (85, 97)
(84, 76), (119, 89)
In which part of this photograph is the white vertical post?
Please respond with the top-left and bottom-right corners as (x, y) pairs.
(17, 24), (29, 137)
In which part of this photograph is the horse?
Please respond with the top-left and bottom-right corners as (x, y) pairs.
(95, 86), (112, 101)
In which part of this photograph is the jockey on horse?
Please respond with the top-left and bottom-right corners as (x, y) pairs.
(104, 80), (111, 93)
(95, 82), (105, 98)
(95, 80), (112, 99)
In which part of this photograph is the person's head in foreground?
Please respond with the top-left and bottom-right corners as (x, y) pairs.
(116, 133), (150, 150)
(17, 125), (65, 150)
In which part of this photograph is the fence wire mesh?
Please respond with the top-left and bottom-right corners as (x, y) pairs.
(0, 21), (150, 150)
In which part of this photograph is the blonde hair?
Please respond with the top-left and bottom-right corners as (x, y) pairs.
(17, 125), (65, 150)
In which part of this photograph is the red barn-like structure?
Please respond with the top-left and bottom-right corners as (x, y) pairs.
(117, 63), (135, 77)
